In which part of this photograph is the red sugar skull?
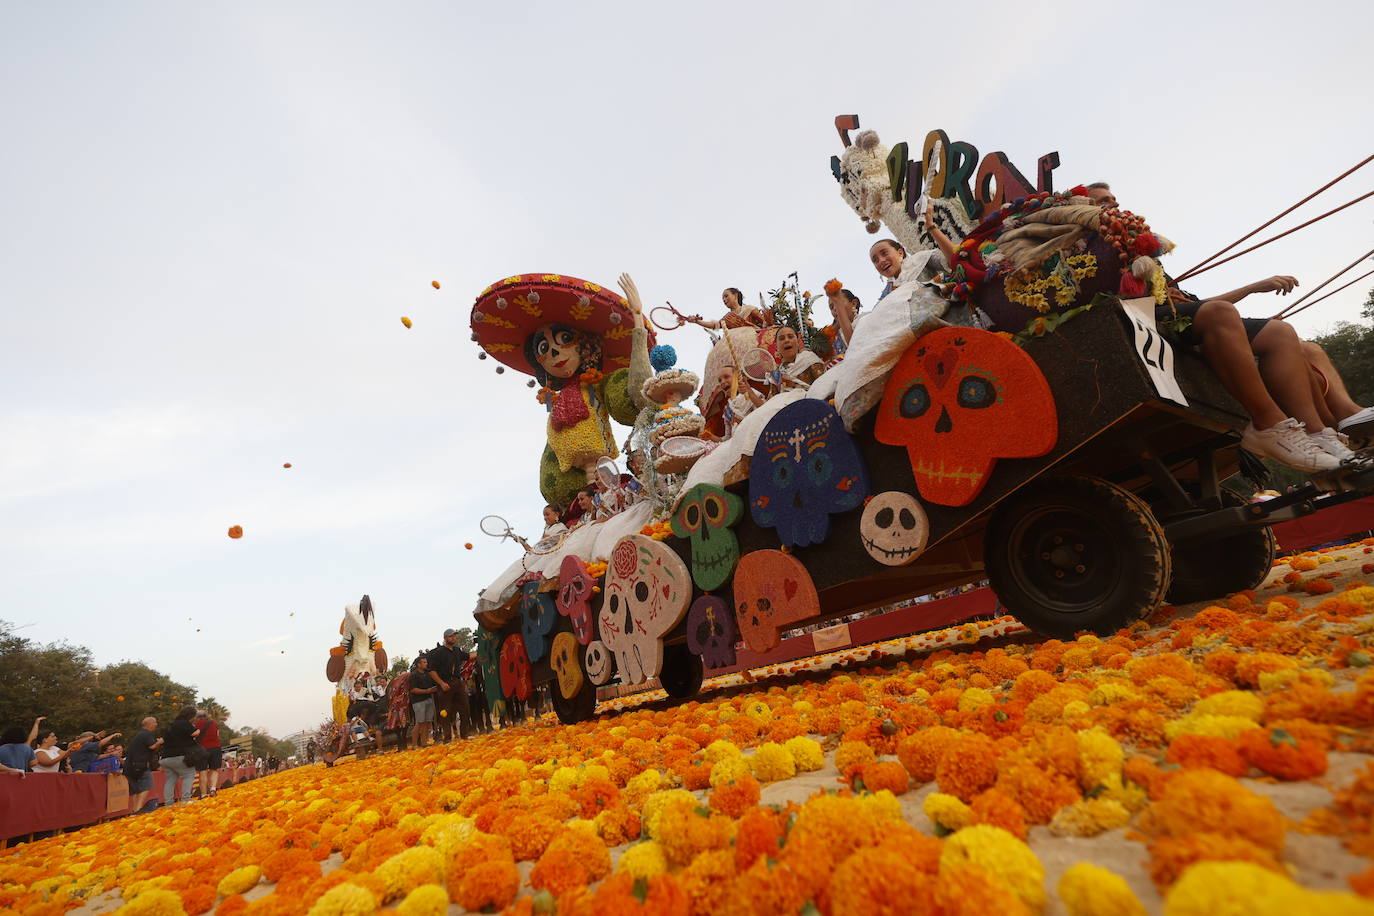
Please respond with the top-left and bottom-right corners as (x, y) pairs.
(499, 633), (533, 701)
(874, 327), (1057, 507)
(556, 555), (597, 644)
(733, 549), (820, 654)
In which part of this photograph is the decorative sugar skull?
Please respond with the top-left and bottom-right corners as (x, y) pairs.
(556, 555), (597, 644)
(685, 595), (737, 669)
(499, 633), (533, 701)
(860, 491), (930, 566)
(750, 400), (868, 547)
(549, 631), (584, 699)
(733, 549), (820, 653)
(875, 327), (1057, 507)
(671, 483), (744, 591)
(598, 534), (692, 685)
(519, 580), (558, 662)
(584, 639), (614, 685)
(476, 627), (507, 717)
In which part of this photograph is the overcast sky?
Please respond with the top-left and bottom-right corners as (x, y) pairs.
(3, 1), (1372, 737)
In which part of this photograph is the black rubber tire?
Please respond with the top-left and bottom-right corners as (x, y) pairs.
(1166, 492), (1276, 605)
(659, 643), (705, 700)
(549, 650), (598, 725)
(985, 475), (1172, 638)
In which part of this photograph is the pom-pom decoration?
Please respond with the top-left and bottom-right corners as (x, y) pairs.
(649, 344), (677, 374)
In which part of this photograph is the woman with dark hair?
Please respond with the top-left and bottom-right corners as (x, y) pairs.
(31, 731), (74, 773)
(160, 706), (201, 806)
(0, 719), (41, 774)
(824, 286), (863, 355)
(690, 287), (765, 331)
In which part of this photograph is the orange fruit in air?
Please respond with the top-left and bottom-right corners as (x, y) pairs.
(228, 525), (244, 539)
(431, 280), (441, 289)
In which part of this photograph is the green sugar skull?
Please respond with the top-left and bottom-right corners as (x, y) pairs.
(671, 483), (744, 591)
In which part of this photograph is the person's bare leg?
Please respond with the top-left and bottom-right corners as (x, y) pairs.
(1192, 300), (1286, 428)
(1251, 319), (1327, 432)
(1303, 341), (1364, 421)
(1308, 366), (1338, 428)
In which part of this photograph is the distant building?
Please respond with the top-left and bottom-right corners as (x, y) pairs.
(282, 730), (312, 759)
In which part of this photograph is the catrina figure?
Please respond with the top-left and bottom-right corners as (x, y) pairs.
(470, 273), (655, 508)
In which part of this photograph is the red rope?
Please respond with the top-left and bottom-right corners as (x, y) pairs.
(1174, 153), (1374, 283)
(1176, 189), (1374, 282)
(1274, 246), (1374, 319)
(1275, 267), (1374, 320)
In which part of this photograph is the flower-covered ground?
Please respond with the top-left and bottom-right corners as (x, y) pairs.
(11, 539), (1374, 916)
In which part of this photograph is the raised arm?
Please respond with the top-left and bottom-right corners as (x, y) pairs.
(1203, 275), (1298, 305)
(27, 717), (44, 745)
(620, 274), (654, 410)
(924, 204), (957, 266)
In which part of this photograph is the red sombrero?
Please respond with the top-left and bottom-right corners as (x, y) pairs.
(470, 273), (656, 376)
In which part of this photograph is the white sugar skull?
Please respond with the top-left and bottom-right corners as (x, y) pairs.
(597, 534), (691, 685)
(860, 491), (930, 566)
(584, 639), (614, 685)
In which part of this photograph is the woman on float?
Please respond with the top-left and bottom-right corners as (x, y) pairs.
(773, 325), (825, 387)
(689, 287), (767, 331)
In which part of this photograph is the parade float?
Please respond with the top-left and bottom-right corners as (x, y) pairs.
(467, 116), (1374, 724)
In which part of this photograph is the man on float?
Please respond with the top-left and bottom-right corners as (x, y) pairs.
(1081, 183), (1372, 472)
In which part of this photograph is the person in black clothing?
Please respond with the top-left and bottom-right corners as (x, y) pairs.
(160, 707), (201, 807)
(125, 717), (162, 813)
(409, 655), (443, 747)
(427, 629), (471, 741)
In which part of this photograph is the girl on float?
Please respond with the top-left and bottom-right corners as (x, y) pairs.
(689, 287), (767, 331)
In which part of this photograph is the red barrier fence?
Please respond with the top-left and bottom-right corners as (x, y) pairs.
(1272, 495), (1374, 554)
(1, 763), (261, 843)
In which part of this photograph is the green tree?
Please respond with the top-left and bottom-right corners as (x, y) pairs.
(388, 656), (411, 675)
(451, 628), (475, 653)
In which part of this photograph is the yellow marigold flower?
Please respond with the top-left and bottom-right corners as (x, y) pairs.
(748, 742), (797, 783)
(230, 832), (255, 847)
(216, 866), (261, 897)
(1049, 797), (1131, 837)
(940, 825), (1046, 911)
(1077, 727), (1125, 790)
(1165, 714), (1260, 741)
(703, 739), (741, 763)
(1344, 586), (1374, 613)
(959, 687), (996, 712)
(549, 766), (579, 793)
(307, 882), (379, 916)
(1097, 773), (1149, 813)
(1088, 682), (1142, 706)
(626, 767), (665, 800)
(1058, 863), (1146, 916)
(395, 885), (448, 916)
(374, 846), (446, 902)
(1193, 690), (1264, 722)
(1061, 647), (1094, 670)
(709, 755), (751, 788)
(784, 736), (824, 772)
(924, 792), (972, 833)
(793, 700), (814, 713)
(859, 789), (904, 825)
(642, 789), (699, 838)
(115, 889), (185, 916)
(617, 841), (669, 879)
(1161, 862), (1311, 916)
(1063, 700), (1091, 718)
(743, 698), (773, 720)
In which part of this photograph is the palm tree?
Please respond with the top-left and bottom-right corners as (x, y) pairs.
(199, 697), (231, 723)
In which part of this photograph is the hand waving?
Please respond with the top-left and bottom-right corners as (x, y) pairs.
(618, 274), (643, 316)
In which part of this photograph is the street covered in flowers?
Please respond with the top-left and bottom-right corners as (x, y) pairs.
(1, 541), (1373, 915)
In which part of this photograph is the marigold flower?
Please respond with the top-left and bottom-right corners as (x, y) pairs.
(1057, 862), (1146, 916)
(1076, 727), (1125, 790)
(924, 792), (972, 833)
(116, 889), (186, 916)
(653, 797), (733, 867)
(970, 787), (1028, 839)
(896, 726), (959, 783)
(748, 742), (796, 782)
(1048, 797), (1131, 837)
(833, 740), (877, 779)
(1237, 727), (1328, 780)
(1164, 734), (1248, 776)
(734, 807), (786, 870)
(680, 849), (736, 915)
(707, 775), (761, 818)
(707, 755), (751, 788)
(934, 864), (1033, 916)
(1165, 713), (1261, 741)
(1233, 652), (1299, 687)
(935, 732), (1000, 802)
(393, 885), (446, 916)
(939, 825), (1046, 911)
(783, 736), (824, 772)
(616, 840), (669, 879)
(1141, 768), (1286, 854)
(829, 846), (940, 916)
(216, 866), (262, 898)
(305, 884), (376, 916)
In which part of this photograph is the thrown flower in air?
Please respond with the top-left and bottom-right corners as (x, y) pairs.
(228, 525), (244, 539)
(401, 316), (413, 328)
(283, 462), (292, 468)
(431, 280), (441, 289)
(465, 543), (474, 550)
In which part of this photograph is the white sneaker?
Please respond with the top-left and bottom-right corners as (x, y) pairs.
(1337, 406), (1374, 438)
(1309, 427), (1358, 463)
(1240, 418), (1341, 472)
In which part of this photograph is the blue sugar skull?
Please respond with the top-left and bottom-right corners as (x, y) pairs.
(749, 399), (869, 547)
(518, 580), (557, 662)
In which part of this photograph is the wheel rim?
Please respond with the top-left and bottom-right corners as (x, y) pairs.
(1005, 504), (1121, 614)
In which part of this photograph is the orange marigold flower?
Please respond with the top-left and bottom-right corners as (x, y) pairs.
(1146, 832), (1284, 890)
(1139, 768), (1286, 854)
(1012, 668), (1058, 701)
(897, 726), (959, 783)
(1233, 652), (1298, 687)
(680, 849), (737, 916)
(934, 864), (1033, 916)
(854, 760), (910, 795)
(723, 857), (809, 916)
(936, 732), (1000, 802)
(734, 807), (786, 871)
(1236, 727), (1328, 780)
(1164, 734), (1248, 777)
(828, 846), (940, 916)
(178, 885), (215, 916)
(217, 896), (248, 916)
(452, 859), (519, 912)
(970, 787), (1028, 840)
(708, 775), (761, 818)
(994, 760), (1081, 825)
